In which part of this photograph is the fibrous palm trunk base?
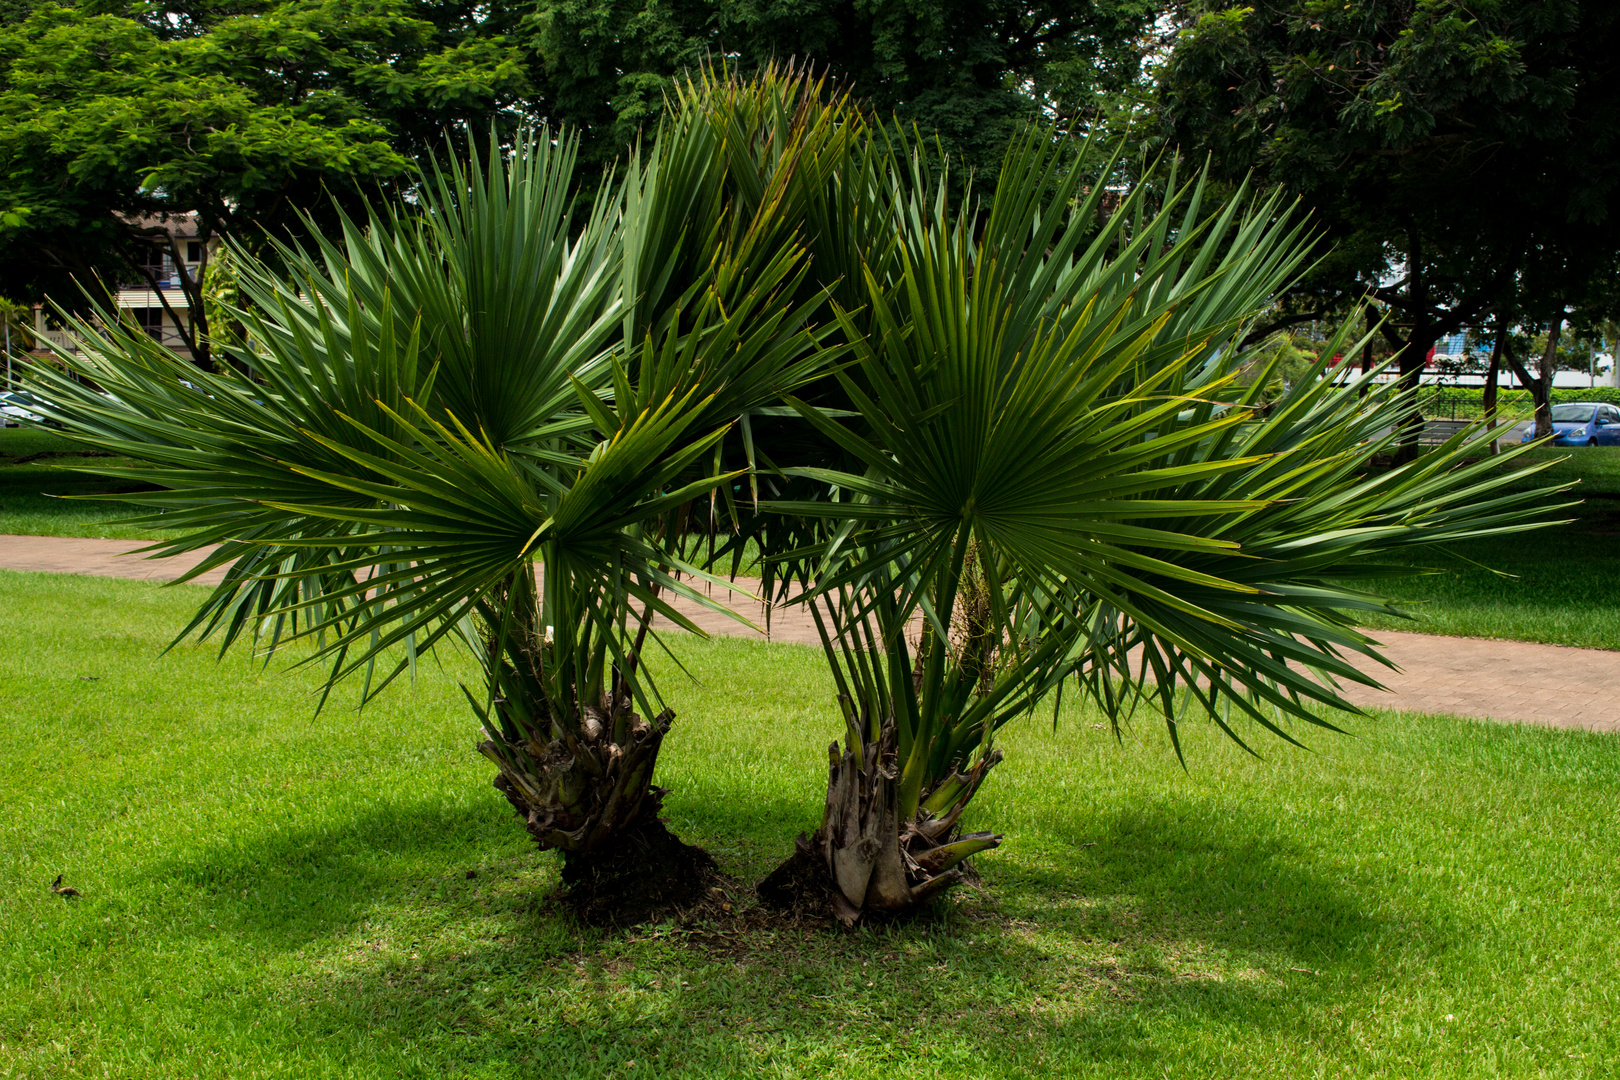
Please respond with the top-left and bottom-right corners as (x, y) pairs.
(484, 704), (724, 926)
(757, 724), (1002, 926)
(485, 705), (674, 852)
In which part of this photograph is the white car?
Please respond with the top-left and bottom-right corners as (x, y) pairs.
(0, 391), (60, 427)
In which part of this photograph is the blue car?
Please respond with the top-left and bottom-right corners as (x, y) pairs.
(1518, 402), (1620, 446)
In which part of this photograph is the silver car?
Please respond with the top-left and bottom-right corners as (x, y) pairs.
(0, 391), (59, 427)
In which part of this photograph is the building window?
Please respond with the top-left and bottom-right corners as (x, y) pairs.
(132, 308), (165, 341)
(138, 246), (173, 286)
(187, 241), (203, 264)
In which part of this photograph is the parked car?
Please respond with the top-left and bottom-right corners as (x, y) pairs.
(0, 391), (61, 427)
(1518, 402), (1620, 446)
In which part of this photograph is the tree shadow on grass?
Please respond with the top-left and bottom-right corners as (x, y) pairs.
(155, 795), (1405, 1076)
(982, 798), (1390, 964)
(152, 789), (810, 950)
(150, 795), (561, 949)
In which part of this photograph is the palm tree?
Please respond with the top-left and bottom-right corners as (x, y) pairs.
(756, 132), (1565, 924)
(27, 114), (835, 920)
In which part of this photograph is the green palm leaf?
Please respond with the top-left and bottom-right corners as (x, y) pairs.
(759, 126), (1568, 922)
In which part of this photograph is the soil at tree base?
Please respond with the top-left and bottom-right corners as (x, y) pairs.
(558, 816), (725, 926)
(754, 833), (837, 917)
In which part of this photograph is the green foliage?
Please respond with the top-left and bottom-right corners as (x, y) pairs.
(0, 294), (31, 353)
(0, 0), (1171, 360)
(1239, 332), (1317, 400)
(199, 243), (243, 354)
(1159, 0), (1620, 364)
(521, 0), (1163, 176)
(0, 0), (527, 359)
(1419, 384), (1620, 420)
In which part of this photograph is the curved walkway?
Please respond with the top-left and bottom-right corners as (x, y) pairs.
(2, 533), (1615, 735)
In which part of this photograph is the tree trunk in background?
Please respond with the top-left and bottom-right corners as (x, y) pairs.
(1394, 321), (1437, 464)
(1483, 317), (1505, 455)
(1362, 303), (1377, 378)
(1504, 311), (1560, 439)
(1537, 319), (1561, 437)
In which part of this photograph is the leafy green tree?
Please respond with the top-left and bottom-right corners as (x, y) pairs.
(1158, 0), (1620, 453)
(0, 0), (526, 367)
(520, 0), (1162, 175)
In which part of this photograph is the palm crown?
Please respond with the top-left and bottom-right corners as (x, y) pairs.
(754, 128), (1562, 921)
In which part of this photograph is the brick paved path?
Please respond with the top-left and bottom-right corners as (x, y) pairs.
(3, 533), (1615, 735)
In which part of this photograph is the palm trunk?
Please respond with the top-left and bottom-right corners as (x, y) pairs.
(481, 698), (674, 852)
(474, 603), (720, 924)
(759, 702), (1002, 926)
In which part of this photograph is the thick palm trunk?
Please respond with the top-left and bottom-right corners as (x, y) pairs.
(760, 714), (1002, 926)
(481, 700), (674, 853)
(481, 699), (723, 925)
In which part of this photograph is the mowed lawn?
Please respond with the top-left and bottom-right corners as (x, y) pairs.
(0, 428), (166, 540)
(2, 570), (1617, 1078)
(1354, 446), (1620, 649)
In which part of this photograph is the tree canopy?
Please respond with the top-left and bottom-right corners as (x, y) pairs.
(520, 0), (1162, 174)
(11, 0), (1620, 403)
(1158, 0), (1620, 392)
(0, 0), (526, 362)
(1, 0), (1167, 344)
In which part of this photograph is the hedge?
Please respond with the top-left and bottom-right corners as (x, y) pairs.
(1418, 385), (1620, 419)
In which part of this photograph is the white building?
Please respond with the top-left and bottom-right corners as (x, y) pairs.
(32, 214), (215, 358)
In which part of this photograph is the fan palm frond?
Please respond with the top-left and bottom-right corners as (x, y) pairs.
(759, 129), (1567, 922)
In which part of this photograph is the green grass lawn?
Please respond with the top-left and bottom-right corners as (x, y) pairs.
(1355, 447), (1620, 648)
(3, 571), (1617, 1078)
(0, 427), (168, 539)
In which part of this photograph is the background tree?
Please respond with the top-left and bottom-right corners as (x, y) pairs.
(1158, 0), (1620, 453)
(0, 0), (527, 367)
(519, 0), (1163, 176)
